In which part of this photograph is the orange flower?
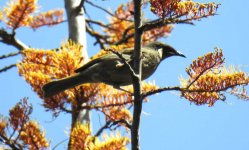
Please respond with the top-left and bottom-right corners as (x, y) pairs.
(0, 118), (7, 134)
(90, 132), (130, 150)
(105, 2), (173, 47)
(17, 41), (85, 112)
(28, 9), (64, 29)
(20, 121), (49, 150)
(181, 49), (249, 106)
(70, 122), (92, 150)
(5, 0), (38, 29)
(9, 98), (31, 129)
(150, 0), (220, 20)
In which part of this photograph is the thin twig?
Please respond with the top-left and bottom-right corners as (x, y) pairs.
(186, 59), (225, 89)
(0, 64), (16, 73)
(94, 121), (112, 138)
(142, 81), (249, 99)
(0, 52), (20, 60)
(85, 25), (106, 49)
(52, 138), (69, 150)
(0, 134), (22, 150)
(81, 100), (133, 110)
(94, 119), (131, 138)
(86, 19), (115, 30)
(85, 0), (116, 17)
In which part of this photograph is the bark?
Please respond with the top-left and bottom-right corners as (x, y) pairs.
(131, 0), (143, 150)
(64, 0), (90, 149)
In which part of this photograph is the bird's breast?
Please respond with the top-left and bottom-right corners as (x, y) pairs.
(141, 51), (161, 80)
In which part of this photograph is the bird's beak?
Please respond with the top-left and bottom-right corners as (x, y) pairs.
(176, 51), (186, 58)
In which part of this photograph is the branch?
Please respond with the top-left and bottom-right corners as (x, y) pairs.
(81, 100), (133, 110)
(94, 119), (131, 138)
(86, 19), (114, 30)
(142, 82), (249, 99)
(94, 121), (112, 138)
(85, 24), (106, 49)
(141, 16), (193, 32)
(85, 0), (116, 17)
(0, 134), (23, 150)
(0, 52), (21, 60)
(131, 0), (143, 150)
(0, 29), (29, 50)
(85, 0), (133, 22)
(0, 64), (16, 73)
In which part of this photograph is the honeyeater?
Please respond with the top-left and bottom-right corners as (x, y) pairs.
(42, 41), (185, 98)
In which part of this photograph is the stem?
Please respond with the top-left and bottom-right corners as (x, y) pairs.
(131, 0), (143, 150)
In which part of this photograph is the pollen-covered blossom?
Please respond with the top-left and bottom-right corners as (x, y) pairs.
(181, 49), (249, 106)
(28, 9), (64, 29)
(90, 132), (130, 150)
(70, 122), (92, 150)
(105, 2), (173, 47)
(5, 0), (38, 29)
(150, 0), (220, 20)
(20, 121), (49, 150)
(1, 0), (64, 30)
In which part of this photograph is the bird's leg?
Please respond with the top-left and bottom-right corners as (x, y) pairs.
(113, 85), (133, 95)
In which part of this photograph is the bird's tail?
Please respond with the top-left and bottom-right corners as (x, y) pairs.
(42, 73), (89, 98)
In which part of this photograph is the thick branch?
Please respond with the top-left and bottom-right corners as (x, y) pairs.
(0, 29), (28, 50)
(131, 0), (143, 150)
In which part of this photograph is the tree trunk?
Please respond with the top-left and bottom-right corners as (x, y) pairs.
(64, 0), (90, 149)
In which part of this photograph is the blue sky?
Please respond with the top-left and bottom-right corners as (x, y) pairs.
(0, 0), (249, 149)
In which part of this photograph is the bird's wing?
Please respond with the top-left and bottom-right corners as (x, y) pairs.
(75, 56), (108, 73)
(74, 48), (134, 73)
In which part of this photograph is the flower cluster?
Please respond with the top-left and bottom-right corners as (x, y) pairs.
(20, 121), (49, 150)
(186, 48), (224, 79)
(104, 107), (132, 123)
(91, 132), (130, 150)
(28, 9), (64, 30)
(150, 0), (220, 20)
(18, 41), (85, 112)
(0, 117), (7, 134)
(4, 0), (38, 29)
(0, 98), (49, 149)
(69, 122), (92, 150)
(1, 0), (64, 30)
(9, 98), (31, 130)
(105, 2), (173, 47)
(69, 123), (129, 150)
(181, 49), (249, 106)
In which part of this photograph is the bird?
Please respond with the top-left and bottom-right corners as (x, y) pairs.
(42, 41), (185, 98)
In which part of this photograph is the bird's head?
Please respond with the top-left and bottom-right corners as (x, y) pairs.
(145, 41), (186, 60)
